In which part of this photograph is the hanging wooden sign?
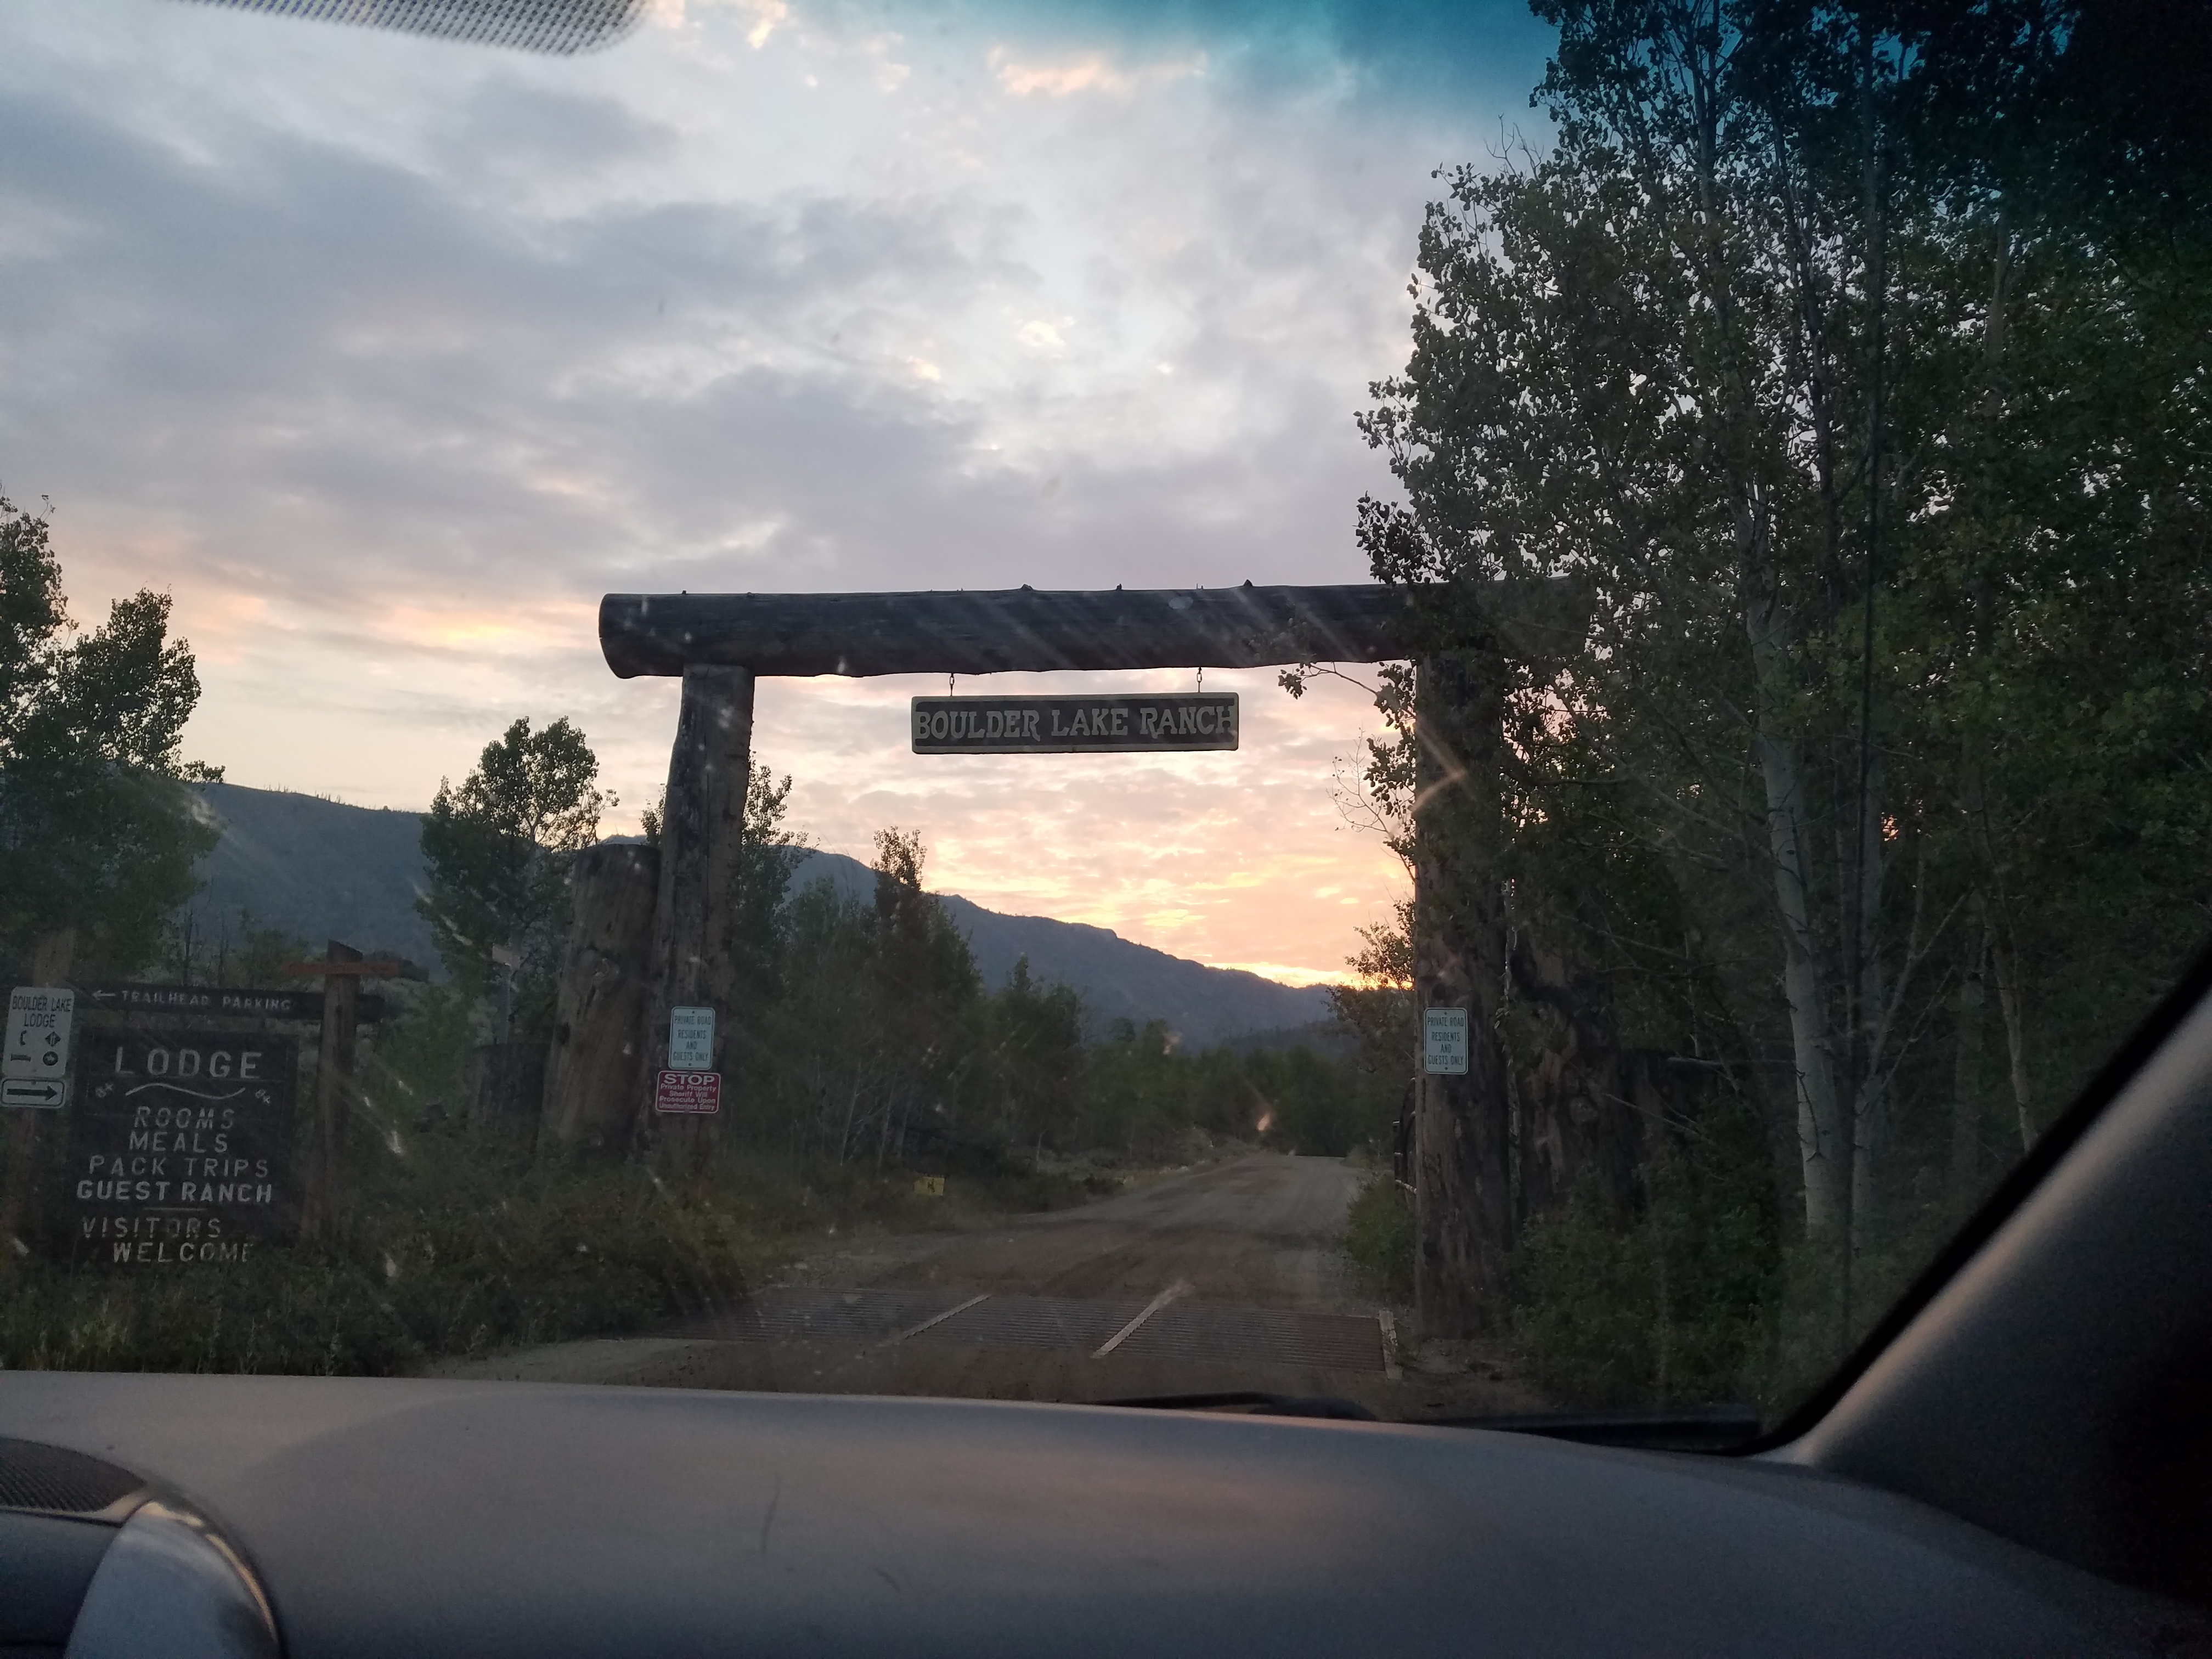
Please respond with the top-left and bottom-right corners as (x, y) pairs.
(911, 693), (1239, 754)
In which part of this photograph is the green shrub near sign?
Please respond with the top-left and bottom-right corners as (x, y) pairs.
(0, 1155), (743, 1374)
(1339, 1172), (1415, 1305)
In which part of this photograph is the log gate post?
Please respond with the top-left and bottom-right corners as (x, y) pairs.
(539, 842), (660, 1158)
(300, 938), (362, 1246)
(1412, 652), (1516, 1339)
(644, 665), (755, 1174)
(0, 927), (76, 1269)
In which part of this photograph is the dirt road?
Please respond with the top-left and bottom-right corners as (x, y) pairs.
(430, 1153), (1539, 1420)
(781, 1150), (1367, 1310)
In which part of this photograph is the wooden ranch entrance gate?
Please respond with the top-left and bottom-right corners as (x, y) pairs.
(565, 581), (1585, 1341)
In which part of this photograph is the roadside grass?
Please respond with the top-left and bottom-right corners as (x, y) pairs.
(0, 1135), (1101, 1376)
(1339, 1169), (1415, 1305)
(2, 973), (1252, 1383)
(2, 1150), (744, 1374)
(0, 975), (1270, 1378)
(1509, 1158), (1774, 1410)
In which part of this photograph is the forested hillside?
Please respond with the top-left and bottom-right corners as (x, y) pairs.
(784, 851), (1331, 1043)
(182, 782), (436, 965)
(178, 782), (1329, 1048)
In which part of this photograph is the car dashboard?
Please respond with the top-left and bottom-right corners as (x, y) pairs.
(3, 1372), (2200, 1658)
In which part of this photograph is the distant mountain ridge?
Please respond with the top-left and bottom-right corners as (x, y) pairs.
(183, 784), (1332, 1049)
(184, 783), (437, 966)
(782, 850), (1332, 1046)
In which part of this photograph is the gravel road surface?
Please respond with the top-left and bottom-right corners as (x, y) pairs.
(428, 1153), (1541, 1419)
(782, 1150), (1367, 1310)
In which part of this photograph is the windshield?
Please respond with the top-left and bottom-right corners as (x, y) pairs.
(2, 0), (2205, 1440)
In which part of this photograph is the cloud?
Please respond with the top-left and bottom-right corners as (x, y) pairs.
(987, 43), (1205, 98)
(736, 0), (792, 50)
(0, 0), (1545, 978)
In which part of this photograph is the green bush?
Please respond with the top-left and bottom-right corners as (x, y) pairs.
(1339, 1173), (1415, 1304)
(1511, 1150), (1775, 1409)
(0, 1105), (1114, 1376)
(0, 1153), (754, 1375)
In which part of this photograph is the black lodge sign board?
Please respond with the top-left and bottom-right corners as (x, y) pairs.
(68, 1031), (298, 1266)
(911, 693), (1239, 754)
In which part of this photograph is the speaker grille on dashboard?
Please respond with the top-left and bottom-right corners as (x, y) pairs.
(0, 1438), (148, 1517)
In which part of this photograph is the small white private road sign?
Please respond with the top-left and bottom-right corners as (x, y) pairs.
(1423, 1006), (1470, 1076)
(668, 1006), (715, 1073)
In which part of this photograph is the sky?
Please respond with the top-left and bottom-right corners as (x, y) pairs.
(0, 0), (1555, 986)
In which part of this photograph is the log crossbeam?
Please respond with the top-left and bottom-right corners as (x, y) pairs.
(599, 584), (1419, 679)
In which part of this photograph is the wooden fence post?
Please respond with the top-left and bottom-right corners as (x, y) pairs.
(299, 939), (362, 1245)
(644, 666), (754, 1173)
(0, 928), (76, 1271)
(1412, 653), (1516, 1339)
(540, 842), (660, 1159)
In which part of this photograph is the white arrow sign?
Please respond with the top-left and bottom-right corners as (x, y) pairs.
(0, 1076), (69, 1110)
(4, 986), (75, 1083)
